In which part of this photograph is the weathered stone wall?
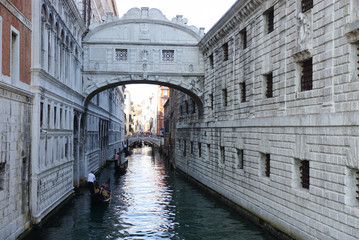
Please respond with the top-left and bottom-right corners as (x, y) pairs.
(176, 0), (359, 239)
(0, 83), (32, 240)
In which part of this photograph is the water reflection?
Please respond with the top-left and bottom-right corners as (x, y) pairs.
(24, 147), (276, 240)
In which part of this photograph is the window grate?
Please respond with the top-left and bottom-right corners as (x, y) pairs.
(240, 82), (246, 102)
(240, 28), (247, 49)
(198, 142), (202, 158)
(302, 0), (313, 13)
(357, 45), (359, 77)
(265, 154), (270, 177)
(356, 170), (359, 200)
(210, 94), (214, 110)
(301, 58), (313, 91)
(162, 50), (174, 62)
(222, 89), (228, 106)
(237, 149), (244, 169)
(266, 7), (274, 33)
(115, 49), (128, 61)
(222, 43), (229, 61)
(221, 147), (225, 164)
(300, 160), (310, 189)
(265, 73), (273, 98)
(209, 54), (214, 69)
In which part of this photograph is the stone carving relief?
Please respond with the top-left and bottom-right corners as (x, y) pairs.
(189, 64), (194, 72)
(297, 12), (312, 48)
(140, 24), (150, 40)
(140, 50), (149, 62)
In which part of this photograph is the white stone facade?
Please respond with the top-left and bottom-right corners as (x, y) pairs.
(28, 0), (125, 229)
(175, 0), (359, 239)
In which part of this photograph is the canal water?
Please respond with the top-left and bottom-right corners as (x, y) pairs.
(24, 147), (276, 240)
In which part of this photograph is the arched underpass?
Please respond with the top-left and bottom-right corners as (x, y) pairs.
(82, 7), (205, 114)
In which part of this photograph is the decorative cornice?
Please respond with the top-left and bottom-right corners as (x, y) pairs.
(0, 0), (32, 30)
(199, 0), (263, 52)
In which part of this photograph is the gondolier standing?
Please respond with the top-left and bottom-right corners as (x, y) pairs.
(87, 172), (96, 195)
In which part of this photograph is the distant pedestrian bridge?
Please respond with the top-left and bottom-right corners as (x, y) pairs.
(82, 7), (205, 114)
(125, 134), (164, 148)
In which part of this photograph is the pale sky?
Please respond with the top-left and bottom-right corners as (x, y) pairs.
(116, 0), (238, 102)
(115, 0), (237, 31)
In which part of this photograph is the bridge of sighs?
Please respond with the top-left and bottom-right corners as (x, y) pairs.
(82, 7), (206, 112)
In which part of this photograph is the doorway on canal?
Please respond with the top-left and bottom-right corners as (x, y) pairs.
(24, 147), (276, 240)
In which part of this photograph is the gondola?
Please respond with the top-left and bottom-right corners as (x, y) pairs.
(91, 178), (111, 203)
(115, 160), (128, 175)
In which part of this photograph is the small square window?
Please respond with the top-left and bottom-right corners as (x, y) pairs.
(115, 49), (128, 61)
(162, 50), (174, 62)
(302, 0), (313, 13)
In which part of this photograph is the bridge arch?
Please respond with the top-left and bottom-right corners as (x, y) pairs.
(83, 7), (205, 113)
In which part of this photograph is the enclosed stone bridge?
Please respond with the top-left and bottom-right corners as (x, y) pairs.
(83, 7), (205, 113)
(125, 134), (164, 148)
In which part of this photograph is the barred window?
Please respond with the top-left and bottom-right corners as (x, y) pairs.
(162, 50), (174, 62)
(302, 0), (313, 13)
(222, 43), (228, 61)
(209, 93), (214, 110)
(183, 140), (186, 156)
(356, 43), (359, 78)
(115, 49), (128, 61)
(209, 54), (214, 69)
(40, 102), (44, 127)
(0, 163), (5, 191)
(222, 89), (228, 106)
(264, 154), (270, 177)
(240, 81), (246, 102)
(265, 72), (273, 98)
(220, 146), (225, 164)
(265, 7), (274, 33)
(300, 160), (310, 189)
(240, 28), (247, 49)
(300, 58), (313, 91)
(198, 142), (202, 158)
(236, 149), (244, 169)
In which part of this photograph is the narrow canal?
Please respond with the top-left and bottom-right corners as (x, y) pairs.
(25, 147), (276, 240)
